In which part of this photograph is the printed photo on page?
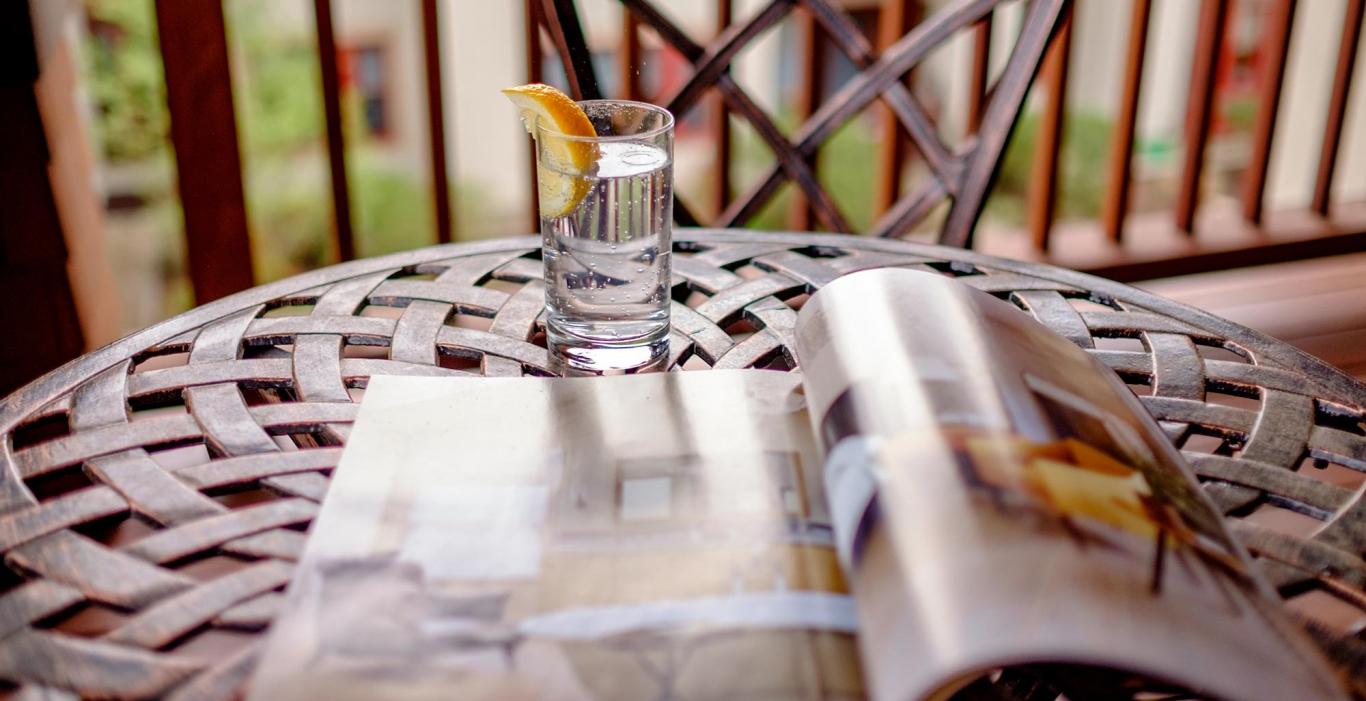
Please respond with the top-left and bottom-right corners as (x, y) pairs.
(795, 269), (1347, 701)
(247, 371), (864, 700)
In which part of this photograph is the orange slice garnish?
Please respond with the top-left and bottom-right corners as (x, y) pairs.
(502, 83), (598, 218)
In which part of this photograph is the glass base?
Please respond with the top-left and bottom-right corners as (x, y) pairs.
(548, 325), (669, 374)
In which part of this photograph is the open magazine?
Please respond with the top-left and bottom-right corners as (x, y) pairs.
(246, 269), (1347, 700)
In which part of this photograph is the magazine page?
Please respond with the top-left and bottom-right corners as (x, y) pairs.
(246, 370), (864, 700)
(793, 268), (1346, 701)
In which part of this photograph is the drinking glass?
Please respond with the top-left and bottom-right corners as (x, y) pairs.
(535, 100), (674, 372)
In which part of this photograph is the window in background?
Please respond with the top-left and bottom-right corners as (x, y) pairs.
(344, 44), (391, 139)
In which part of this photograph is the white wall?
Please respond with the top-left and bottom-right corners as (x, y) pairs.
(1268, 0), (1366, 209)
(446, 0), (531, 236)
(1338, 8), (1366, 206)
(1137, 0), (1199, 145)
(732, 0), (786, 118)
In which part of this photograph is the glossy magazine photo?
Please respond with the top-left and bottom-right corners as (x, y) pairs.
(246, 270), (1348, 700)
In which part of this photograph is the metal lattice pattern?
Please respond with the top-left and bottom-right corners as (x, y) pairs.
(0, 232), (1363, 699)
(543, 0), (1069, 245)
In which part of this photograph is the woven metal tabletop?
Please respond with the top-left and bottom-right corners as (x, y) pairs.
(0, 230), (1362, 699)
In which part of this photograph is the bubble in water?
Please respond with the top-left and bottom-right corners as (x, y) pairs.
(543, 140), (670, 368)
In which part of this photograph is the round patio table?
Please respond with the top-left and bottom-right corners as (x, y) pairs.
(1, 230), (1363, 699)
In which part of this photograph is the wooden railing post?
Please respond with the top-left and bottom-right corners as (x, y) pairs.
(1, 0), (84, 391)
(966, 13), (992, 135)
(154, 0), (254, 301)
(1240, 0), (1296, 226)
(621, 9), (642, 101)
(711, 0), (733, 218)
(1101, 0), (1152, 243)
(1312, 0), (1364, 217)
(1026, 1), (1072, 252)
(874, 0), (920, 219)
(1175, 0), (1229, 235)
(790, 7), (823, 231)
(524, 0), (544, 228)
(312, 0), (356, 261)
(421, 0), (454, 244)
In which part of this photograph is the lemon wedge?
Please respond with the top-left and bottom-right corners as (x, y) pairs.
(502, 83), (598, 218)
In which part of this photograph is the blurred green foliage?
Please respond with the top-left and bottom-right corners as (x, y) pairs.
(818, 119), (882, 232)
(1220, 96), (1258, 135)
(82, 0), (460, 305)
(992, 109), (1114, 223)
(744, 118), (879, 233)
(354, 160), (441, 257)
(230, 1), (324, 156)
(84, 0), (167, 162)
(245, 158), (444, 281)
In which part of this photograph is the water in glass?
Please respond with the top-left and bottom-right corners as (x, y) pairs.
(541, 138), (673, 371)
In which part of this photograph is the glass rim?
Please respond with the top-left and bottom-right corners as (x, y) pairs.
(535, 99), (675, 143)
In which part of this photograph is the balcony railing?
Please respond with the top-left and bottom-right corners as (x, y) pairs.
(6, 0), (1365, 394)
(146, 0), (1366, 298)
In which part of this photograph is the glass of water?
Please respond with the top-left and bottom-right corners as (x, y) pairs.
(536, 100), (674, 372)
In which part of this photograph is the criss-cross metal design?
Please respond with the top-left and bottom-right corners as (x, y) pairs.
(540, 0), (1069, 246)
(0, 232), (1362, 698)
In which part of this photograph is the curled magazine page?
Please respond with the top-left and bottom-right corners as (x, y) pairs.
(794, 269), (1348, 701)
(247, 371), (864, 700)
